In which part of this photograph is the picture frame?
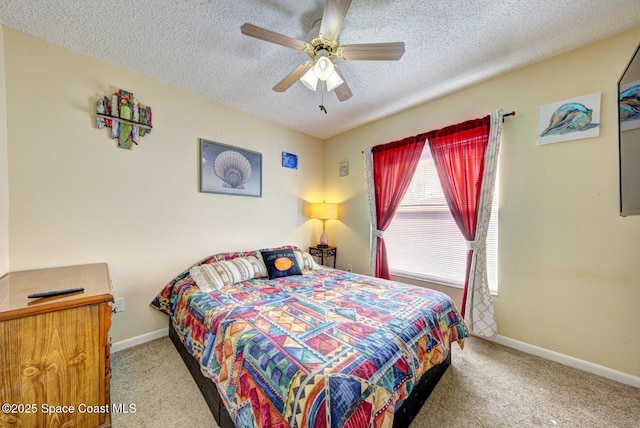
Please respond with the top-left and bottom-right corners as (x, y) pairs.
(282, 152), (298, 169)
(339, 161), (349, 177)
(199, 139), (262, 197)
(538, 92), (601, 145)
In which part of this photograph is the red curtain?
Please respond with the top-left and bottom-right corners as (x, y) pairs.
(372, 135), (426, 279)
(427, 116), (490, 316)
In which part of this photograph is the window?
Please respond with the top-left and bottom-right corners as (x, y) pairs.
(385, 147), (498, 293)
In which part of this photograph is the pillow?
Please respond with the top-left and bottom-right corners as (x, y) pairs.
(190, 256), (267, 291)
(231, 255), (268, 279)
(260, 248), (303, 279)
(255, 245), (301, 264)
(190, 262), (240, 292)
(294, 250), (318, 270)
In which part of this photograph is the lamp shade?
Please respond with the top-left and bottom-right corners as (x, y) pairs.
(300, 67), (319, 91)
(310, 202), (338, 220)
(313, 55), (334, 80)
(325, 71), (344, 92)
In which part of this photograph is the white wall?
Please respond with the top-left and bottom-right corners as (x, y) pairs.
(0, 27), (8, 276)
(3, 27), (324, 342)
(324, 27), (640, 378)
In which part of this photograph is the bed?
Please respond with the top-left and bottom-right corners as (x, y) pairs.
(151, 245), (468, 428)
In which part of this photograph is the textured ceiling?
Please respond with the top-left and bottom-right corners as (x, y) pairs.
(1, 0), (640, 139)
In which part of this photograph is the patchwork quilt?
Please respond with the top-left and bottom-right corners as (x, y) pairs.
(151, 250), (468, 428)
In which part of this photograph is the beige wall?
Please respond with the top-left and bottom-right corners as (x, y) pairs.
(324, 28), (640, 377)
(4, 23), (640, 378)
(0, 28), (8, 276)
(3, 27), (324, 342)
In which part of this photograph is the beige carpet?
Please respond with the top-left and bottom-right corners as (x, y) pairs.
(111, 336), (640, 427)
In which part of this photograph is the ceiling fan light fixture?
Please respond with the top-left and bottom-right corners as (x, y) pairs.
(300, 49), (341, 92)
(313, 49), (335, 80)
(325, 70), (344, 92)
(241, 0), (403, 104)
(300, 67), (319, 91)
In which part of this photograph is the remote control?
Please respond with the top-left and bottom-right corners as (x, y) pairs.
(27, 287), (85, 298)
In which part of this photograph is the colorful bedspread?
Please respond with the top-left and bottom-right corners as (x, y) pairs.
(152, 254), (467, 428)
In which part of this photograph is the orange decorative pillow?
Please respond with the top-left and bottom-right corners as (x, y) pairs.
(260, 249), (303, 279)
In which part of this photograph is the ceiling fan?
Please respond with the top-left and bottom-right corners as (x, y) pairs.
(240, 0), (405, 103)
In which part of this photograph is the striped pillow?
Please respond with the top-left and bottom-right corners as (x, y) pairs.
(190, 256), (267, 291)
(231, 256), (268, 279)
(294, 250), (318, 270)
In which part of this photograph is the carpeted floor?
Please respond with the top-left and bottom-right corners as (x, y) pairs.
(111, 336), (640, 427)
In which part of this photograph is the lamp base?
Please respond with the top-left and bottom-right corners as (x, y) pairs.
(319, 232), (328, 247)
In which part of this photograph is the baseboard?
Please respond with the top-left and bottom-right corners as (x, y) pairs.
(111, 328), (168, 353)
(482, 334), (640, 388)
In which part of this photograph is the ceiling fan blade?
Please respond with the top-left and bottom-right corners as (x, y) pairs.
(319, 0), (352, 41)
(339, 42), (405, 61)
(241, 23), (307, 51)
(273, 62), (314, 92)
(333, 66), (352, 102)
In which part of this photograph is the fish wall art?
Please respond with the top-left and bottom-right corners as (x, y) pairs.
(619, 81), (640, 132)
(538, 92), (601, 145)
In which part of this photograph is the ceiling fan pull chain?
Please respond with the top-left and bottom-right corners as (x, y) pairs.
(319, 80), (328, 114)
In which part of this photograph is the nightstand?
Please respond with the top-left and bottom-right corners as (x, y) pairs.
(309, 246), (337, 268)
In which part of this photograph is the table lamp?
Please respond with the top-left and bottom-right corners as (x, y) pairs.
(310, 201), (338, 248)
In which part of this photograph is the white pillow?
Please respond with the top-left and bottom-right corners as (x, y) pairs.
(190, 256), (267, 292)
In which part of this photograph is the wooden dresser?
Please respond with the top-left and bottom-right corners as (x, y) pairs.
(0, 263), (113, 428)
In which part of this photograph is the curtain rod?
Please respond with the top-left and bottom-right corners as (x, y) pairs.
(361, 110), (516, 153)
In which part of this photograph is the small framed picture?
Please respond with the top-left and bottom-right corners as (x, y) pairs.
(339, 161), (349, 177)
(282, 152), (298, 169)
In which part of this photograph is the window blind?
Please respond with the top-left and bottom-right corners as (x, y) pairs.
(385, 147), (498, 292)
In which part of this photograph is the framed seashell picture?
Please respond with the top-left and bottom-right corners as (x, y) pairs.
(538, 92), (601, 145)
(199, 139), (262, 197)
